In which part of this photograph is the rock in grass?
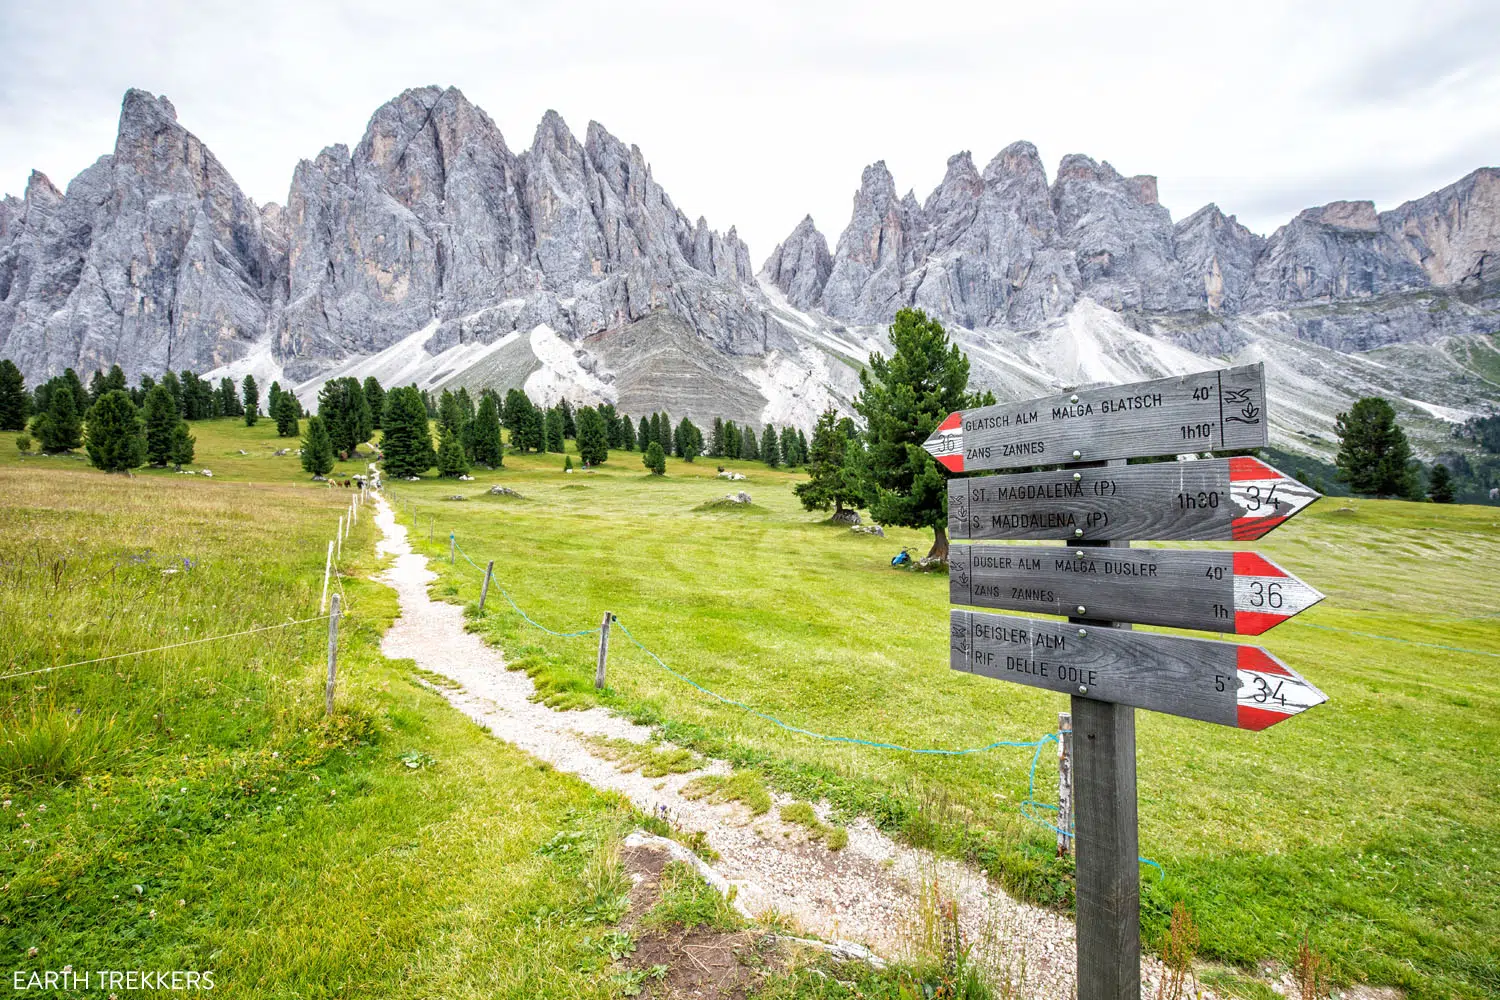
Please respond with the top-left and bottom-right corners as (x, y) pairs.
(487, 485), (524, 498)
(443, 494), (467, 501)
(831, 509), (860, 525)
(850, 524), (884, 536)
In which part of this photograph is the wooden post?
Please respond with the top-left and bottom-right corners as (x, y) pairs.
(325, 593), (341, 716)
(479, 560), (494, 613)
(320, 540), (333, 615)
(337, 515), (344, 559)
(1069, 458), (1139, 1000)
(595, 612), (612, 689)
(1058, 711), (1074, 857)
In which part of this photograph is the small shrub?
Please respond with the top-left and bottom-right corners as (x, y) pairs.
(15, 434), (31, 453)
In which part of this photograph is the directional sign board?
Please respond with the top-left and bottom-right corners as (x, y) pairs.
(950, 609), (1327, 730)
(950, 456), (1318, 542)
(951, 545), (1324, 635)
(923, 364), (1268, 472)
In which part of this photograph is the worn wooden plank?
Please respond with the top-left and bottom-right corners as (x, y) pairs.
(949, 456), (1318, 542)
(949, 609), (1327, 729)
(1073, 695), (1140, 1000)
(951, 544), (1324, 634)
(923, 364), (1268, 472)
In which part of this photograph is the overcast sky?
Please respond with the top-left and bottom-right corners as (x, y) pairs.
(2, 0), (1497, 261)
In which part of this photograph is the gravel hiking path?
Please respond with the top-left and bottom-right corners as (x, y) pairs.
(373, 494), (1187, 998)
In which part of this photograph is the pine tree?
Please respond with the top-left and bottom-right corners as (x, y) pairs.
(61, 369), (86, 413)
(797, 429), (809, 465)
(796, 409), (865, 515)
(577, 406), (609, 466)
(241, 375), (259, 426)
(660, 411), (673, 455)
(88, 370), (107, 406)
(854, 307), (978, 560)
(761, 424), (780, 468)
(709, 417), (725, 457)
(437, 425), (470, 477)
(648, 413), (661, 450)
(0, 359), (28, 431)
(33, 384), (82, 452)
(1428, 463), (1455, 503)
(621, 414), (636, 451)
(142, 385), (183, 466)
(471, 393), (504, 468)
(599, 403), (622, 448)
(169, 420), (195, 470)
(637, 415), (650, 453)
(676, 418), (703, 462)
(219, 377), (242, 417)
(457, 387), (477, 458)
(545, 406), (565, 452)
(1335, 397), (1419, 498)
(363, 376), (386, 430)
(104, 364), (128, 397)
(85, 390), (144, 473)
(503, 389), (533, 452)
(133, 373), (155, 409)
(381, 386), (436, 478)
(643, 440), (666, 476)
(560, 398), (577, 439)
(724, 421), (740, 460)
(740, 422), (759, 461)
(274, 391), (300, 437)
(319, 378), (372, 456)
(565, 455), (574, 472)
(266, 380), (282, 421)
(301, 415), (336, 477)
(161, 370), (184, 415)
(780, 426), (800, 466)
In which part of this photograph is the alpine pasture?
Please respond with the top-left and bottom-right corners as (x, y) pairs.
(1, 418), (1497, 999)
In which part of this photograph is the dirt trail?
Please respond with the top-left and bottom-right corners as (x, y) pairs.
(373, 494), (1173, 997)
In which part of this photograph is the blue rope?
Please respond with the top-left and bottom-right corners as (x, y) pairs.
(401, 507), (1168, 874)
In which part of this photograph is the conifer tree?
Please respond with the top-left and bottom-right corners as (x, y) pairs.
(740, 422), (759, 461)
(545, 406), (565, 452)
(675, 417), (703, 462)
(599, 403), (622, 448)
(437, 425), (470, 477)
(502, 389), (533, 452)
(89, 370), (107, 406)
(648, 413), (661, 450)
(218, 377), (242, 417)
(457, 387), (477, 457)
(274, 391), (300, 437)
(761, 424), (780, 468)
(266, 380), (282, 420)
(577, 406), (609, 465)
(471, 393), (504, 468)
(709, 417), (725, 458)
(62, 369), (86, 412)
(300, 415), (336, 477)
(854, 307), (977, 560)
(161, 370), (184, 415)
(85, 390), (144, 473)
(241, 374), (259, 426)
(1335, 397), (1419, 498)
(795, 409), (864, 515)
(381, 386), (436, 478)
(169, 420), (196, 470)
(363, 376), (386, 430)
(637, 415), (650, 453)
(797, 428), (809, 464)
(32, 384), (82, 452)
(660, 411), (673, 455)
(104, 364), (128, 397)
(143, 385), (183, 466)
(0, 360), (28, 431)
(724, 421), (740, 460)
(621, 414), (636, 451)
(644, 440), (666, 476)
(780, 426), (800, 466)
(565, 455), (574, 471)
(1428, 463), (1455, 503)
(560, 398), (577, 439)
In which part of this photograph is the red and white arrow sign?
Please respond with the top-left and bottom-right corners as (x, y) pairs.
(926, 412), (965, 472)
(1229, 551), (1324, 635)
(1235, 645), (1329, 731)
(1228, 457), (1319, 541)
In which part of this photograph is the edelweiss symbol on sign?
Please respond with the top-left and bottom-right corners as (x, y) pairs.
(1222, 387), (1262, 425)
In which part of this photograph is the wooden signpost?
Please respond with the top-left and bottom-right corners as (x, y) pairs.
(949, 457), (1319, 542)
(951, 544), (1323, 635)
(925, 364), (1327, 1000)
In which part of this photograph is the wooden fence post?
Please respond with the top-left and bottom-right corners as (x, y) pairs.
(320, 540), (334, 615)
(479, 560), (494, 614)
(1069, 458), (1139, 1000)
(595, 612), (612, 689)
(325, 593), (341, 716)
(1058, 711), (1073, 857)
(337, 515), (344, 559)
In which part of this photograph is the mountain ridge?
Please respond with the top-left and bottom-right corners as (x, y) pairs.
(1, 87), (1497, 461)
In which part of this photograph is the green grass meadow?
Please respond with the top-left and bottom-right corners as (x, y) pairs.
(385, 431), (1500, 1000)
(2, 419), (1498, 998)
